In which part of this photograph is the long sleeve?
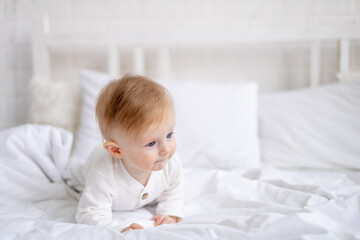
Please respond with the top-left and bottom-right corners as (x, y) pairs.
(76, 168), (126, 231)
(155, 153), (184, 219)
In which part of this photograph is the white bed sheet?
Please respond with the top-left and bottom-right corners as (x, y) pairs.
(0, 124), (359, 240)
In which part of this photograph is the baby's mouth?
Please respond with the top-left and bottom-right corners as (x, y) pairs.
(155, 158), (167, 163)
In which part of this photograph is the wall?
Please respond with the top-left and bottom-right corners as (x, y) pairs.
(1, 0), (360, 130)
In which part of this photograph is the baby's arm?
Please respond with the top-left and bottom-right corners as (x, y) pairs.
(155, 153), (184, 224)
(76, 169), (140, 232)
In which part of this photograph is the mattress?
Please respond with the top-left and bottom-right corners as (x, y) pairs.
(0, 124), (359, 239)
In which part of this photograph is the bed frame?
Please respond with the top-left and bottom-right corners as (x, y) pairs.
(32, 17), (360, 88)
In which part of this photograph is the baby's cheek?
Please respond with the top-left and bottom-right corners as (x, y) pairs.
(146, 154), (157, 167)
(137, 153), (155, 169)
(170, 141), (177, 157)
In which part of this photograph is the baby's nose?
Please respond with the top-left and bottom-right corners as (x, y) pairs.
(159, 142), (170, 156)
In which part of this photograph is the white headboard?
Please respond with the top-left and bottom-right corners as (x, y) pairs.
(32, 18), (360, 89)
(28, 18), (360, 133)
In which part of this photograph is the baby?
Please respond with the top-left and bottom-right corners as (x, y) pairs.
(76, 74), (184, 232)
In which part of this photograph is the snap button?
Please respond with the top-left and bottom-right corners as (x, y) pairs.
(142, 193), (148, 200)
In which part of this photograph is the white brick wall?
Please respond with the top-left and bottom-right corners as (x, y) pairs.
(1, 0), (360, 130)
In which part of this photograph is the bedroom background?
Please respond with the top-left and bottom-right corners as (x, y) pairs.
(1, 1), (360, 238)
(1, 0), (360, 131)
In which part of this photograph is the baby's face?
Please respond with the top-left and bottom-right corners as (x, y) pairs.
(116, 113), (177, 172)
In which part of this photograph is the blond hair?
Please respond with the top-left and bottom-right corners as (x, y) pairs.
(96, 74), (174, 140)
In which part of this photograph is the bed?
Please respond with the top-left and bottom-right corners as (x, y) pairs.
(1, 21), (360, 240)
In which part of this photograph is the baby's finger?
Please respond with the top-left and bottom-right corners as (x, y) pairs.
(159, 217), (175, 225)
(121, 227), (132, 233)
(154, 216), (166, 226)
(129, 223), (144, 230)
(158, 216), (175, 226)
(164, 217), (176, 224)
(152, 214), (164, 221)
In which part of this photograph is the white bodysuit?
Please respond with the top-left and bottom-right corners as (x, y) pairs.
(76, 145), (184, 231)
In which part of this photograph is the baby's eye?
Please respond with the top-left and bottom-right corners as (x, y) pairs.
(146, 141), (156, 147)
(166, 132), (174, 139)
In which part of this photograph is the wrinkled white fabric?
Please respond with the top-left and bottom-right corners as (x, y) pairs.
(0, 124), (360, 240)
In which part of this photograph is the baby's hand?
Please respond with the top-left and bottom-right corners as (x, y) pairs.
(121, 223), (144, 233)
(152, 215), (179, 226)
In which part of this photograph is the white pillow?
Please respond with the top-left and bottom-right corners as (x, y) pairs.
(161, 80), (260, 169)
(28, 79), (80, 133)
(260, 80), (360, 169)
(71, 70), (260, 169)
(71, 70), (115, 162)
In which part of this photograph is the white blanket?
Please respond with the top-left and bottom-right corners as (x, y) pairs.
(0, 124), (359, 239)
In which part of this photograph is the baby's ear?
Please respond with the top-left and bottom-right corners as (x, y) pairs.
(103, 141), (123, 159)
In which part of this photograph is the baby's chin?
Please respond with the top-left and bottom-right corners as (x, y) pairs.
(151, 160), (168, 171)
